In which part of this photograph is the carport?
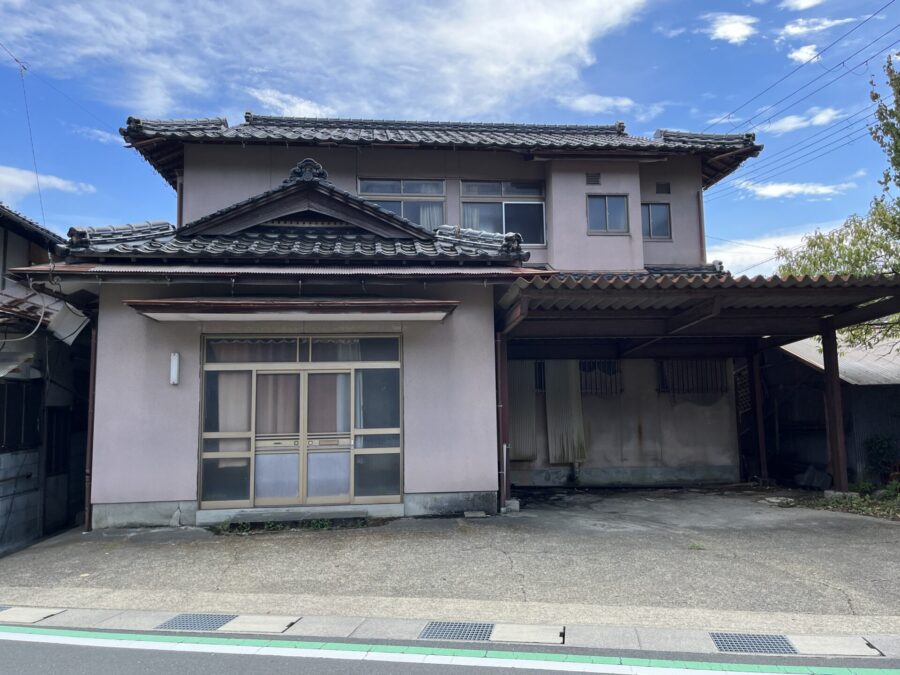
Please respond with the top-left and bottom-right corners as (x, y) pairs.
(495, 273), (900, 499)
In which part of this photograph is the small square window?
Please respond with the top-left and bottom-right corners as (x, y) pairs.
(656, 182), (671, 194)
(587, 195), (628, 233)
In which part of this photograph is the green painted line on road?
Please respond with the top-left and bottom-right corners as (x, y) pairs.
(0, 623), (897, 674)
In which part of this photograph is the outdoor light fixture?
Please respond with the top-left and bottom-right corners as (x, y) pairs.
(170, 352), (180, 385)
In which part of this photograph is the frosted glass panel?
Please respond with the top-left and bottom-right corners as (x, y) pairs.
(254, 453), (299, 499)
(307, 452), (350, 497)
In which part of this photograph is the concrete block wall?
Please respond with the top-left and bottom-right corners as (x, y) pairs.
(0, 450), (41, 557)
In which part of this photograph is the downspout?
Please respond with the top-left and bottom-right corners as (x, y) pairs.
(697, 189), (707, 263)
(495, 332), (510, 508)
(83, 321), (98, 531)
(176, 172), (185, 229)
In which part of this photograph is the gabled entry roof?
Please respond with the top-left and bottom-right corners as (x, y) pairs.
(58, 159), (529, 265)
(180, 158), (432, 239)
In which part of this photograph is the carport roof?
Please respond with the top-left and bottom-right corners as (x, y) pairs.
(498, 272), (900, 357)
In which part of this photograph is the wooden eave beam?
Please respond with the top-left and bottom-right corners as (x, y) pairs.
(829, 294), (900, 329)
(498, 298), (529, 334)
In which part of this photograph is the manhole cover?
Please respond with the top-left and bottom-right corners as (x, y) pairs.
(156, 613), (239, 631)
(419, 621), (495, 641)
(711, 632), (798, 654)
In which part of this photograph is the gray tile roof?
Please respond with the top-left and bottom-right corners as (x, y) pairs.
(0, 203), (65, 249)
(122, 114), (761, 189)
(66, 222), (526, 262)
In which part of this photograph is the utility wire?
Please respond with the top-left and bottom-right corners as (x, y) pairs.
(735, 24), (900, 133)
(703, 0), (897, 131)
(705, 129), (873, 203)
(705, 234), (779, 251)
(11, 55), (47, 229)
(0, 39), (116, 132)
(710, 112), (876, 190)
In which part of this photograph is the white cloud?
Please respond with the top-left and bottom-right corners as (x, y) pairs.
(73, 126), (125, 145)
(653, 25), (686, 38)
(0, 0), (648, 119)
(0, 166), (96, 204)
(700, 13), (759, 45)
(787, 44), (819, 63)
(559, 94), (665, 122)
(247, 88), (335, 117)
(734, 178), (856, 198)
(778, 17), (856, 39)
(778, 0), (825, 10)
(758, 106), (843, 134)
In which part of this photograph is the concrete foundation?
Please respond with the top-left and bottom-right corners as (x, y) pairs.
(403, 491), (497, 516)
(195, 503), (404, 526)
(91, 501), (198, 529)
(511, 465), (740, 487)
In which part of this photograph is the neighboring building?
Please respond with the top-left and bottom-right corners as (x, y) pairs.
(14, 115), (899, 528)
(760, 339), (900, 486)
(0, 204), (90, 555)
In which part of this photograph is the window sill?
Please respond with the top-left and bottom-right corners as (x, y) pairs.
(586, 231), (631, 236)
(522, 244), (548, 249)
(643, 238), (674, 243)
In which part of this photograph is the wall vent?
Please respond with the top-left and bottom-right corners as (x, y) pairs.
(586, 173), (602, 185)
(656, 181), (671, 194)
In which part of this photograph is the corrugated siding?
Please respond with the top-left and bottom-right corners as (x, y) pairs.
(508, 361), (539, 461)
(848, 385), (900, 480)
(545, 360), (587, 464)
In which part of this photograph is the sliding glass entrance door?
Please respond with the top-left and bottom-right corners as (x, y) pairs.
(199, 336), (402, 510)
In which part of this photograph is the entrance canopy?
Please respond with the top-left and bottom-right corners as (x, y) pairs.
(498, 273), (900, 358)
(125, 296), (459, 322)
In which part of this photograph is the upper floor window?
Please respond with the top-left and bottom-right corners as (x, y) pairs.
(359, 178), (445, 231)
(641, 203), (671, 240)
(587, 195), (628, 234)
(461, 181), (545, 245)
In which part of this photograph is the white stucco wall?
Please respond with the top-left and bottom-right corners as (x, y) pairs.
(90, 282), (497, 505)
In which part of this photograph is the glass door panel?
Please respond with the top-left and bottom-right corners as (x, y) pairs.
(255, 453), (300, 499)
(308, 373), (350, 434)
(256, 373), (301, 435)
(307, 451), (351, 499)
(255, 372), (302, 505)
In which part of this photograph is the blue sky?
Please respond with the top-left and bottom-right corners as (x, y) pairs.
(0, 0), (896, 274)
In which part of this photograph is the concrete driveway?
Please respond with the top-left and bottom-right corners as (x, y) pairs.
(0, 489), (898, 634)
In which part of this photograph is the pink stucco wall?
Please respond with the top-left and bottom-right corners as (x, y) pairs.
(639, 156), (705, 266)
(90, 282), (498, 505)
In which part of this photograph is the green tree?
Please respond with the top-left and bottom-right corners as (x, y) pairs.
(776, 57), (900, 349)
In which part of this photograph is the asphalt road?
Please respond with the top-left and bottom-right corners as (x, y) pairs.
(0, 641), (556, 674)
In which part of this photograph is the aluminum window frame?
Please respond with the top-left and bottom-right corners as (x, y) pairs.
(641, 202), (673, 241)
(586, 194), (630, 235)
(358, 178), (446, 228)
(459, 199), (546, 247)
(199, 334), (403, 510)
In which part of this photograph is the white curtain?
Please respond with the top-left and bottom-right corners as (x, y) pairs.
(417, 202), (444, 231)
(256, 373), (300, 435)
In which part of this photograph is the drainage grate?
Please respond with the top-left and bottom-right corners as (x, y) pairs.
(711, 632), (798, 654)
(156, 613), (239, 631)
(419, 621), (495, 641)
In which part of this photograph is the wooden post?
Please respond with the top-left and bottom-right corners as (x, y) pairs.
(821, 325), (848, 492)
(749, 352), (769, 480)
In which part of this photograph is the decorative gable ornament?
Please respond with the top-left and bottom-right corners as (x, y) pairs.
(284, 158), (329, 184)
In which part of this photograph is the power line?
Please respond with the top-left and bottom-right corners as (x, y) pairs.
(0, 39), (115, 131)
(735, 23), (900, 133)
(13, 59), (47, 229)
(705, 129), (873, 203)
(703, 0), (897, 131)
(709, 110), (877, 191)
(705, 234), (778, 251)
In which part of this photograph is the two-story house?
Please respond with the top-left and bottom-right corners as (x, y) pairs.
(15, 115), (899, 528)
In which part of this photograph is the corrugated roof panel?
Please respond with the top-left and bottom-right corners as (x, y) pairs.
(781, 338), (900, 386)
